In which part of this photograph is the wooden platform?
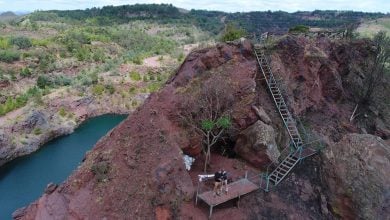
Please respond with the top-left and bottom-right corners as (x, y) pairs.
(196, 178), (259, 217)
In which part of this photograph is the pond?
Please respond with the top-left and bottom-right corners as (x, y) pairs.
(0, 114), (127, 219)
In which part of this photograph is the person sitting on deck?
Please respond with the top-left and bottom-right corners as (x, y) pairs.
(213, 169), (223, 196)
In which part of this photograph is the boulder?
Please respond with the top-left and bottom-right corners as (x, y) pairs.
(44, 183), (58, 194)
(251, 105), (271, 124)
(323, 134), (390, 220)
(234, 120), (280, 168)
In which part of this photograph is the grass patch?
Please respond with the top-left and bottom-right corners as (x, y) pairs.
(92, 84), (105, 95)
(129, 71), (141, 81)
(33, 128), (42, 135)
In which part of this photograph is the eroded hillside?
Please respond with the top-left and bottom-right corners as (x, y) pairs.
(15, 35), (390, 219)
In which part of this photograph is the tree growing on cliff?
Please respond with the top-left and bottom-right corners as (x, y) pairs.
(179, 74), (234, 172)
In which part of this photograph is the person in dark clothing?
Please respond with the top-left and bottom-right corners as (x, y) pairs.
(221, 170), (228, 194)
(213, 169), (223, 196)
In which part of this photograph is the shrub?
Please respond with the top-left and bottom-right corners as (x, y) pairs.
(128, 86), (137, 94)
(177, 52), (185, 62)
(38, 53), (55, 72)
(143, 75), (148, 82)
(129, 71), (141, 81)
(31, 38), (50, 47)
(105, 84), (115, 94)
(54, 75), (71, 86)
(91, 161), (110, 182)
(92, 48), (105, 62)
(75, 47), (90, 61)
(20, 67), (32, 77)
(92, 84), (105, 95)
(0, 37), (10, 49)
(9, 36), (32, 49)
(221, 23), (247, 42)
(147, 82), (161, 93)
(37, 75), (52, 88)
(289, 25), (310, 33)
(132, 56), (143, 65)
(58, 107), (67, 117)
(0, 50), (20, 63)
(33, 128), (42, 135)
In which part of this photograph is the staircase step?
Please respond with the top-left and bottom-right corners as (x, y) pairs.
(277, 166), (289, 173)
(280, 163), (292, 170)
(287, 126), (296, 130)
(283, 158), (294, 166)
(269, 176), (277, 184)
(286, 157), (298, 164)
(290, 131), (299, 136)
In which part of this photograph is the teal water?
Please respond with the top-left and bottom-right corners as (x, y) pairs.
(0, 114), (127, 219)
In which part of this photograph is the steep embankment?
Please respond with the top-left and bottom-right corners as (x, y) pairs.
(16, 36), (389, 219)
(16, 40), (263, 219)
(267, 35), (390, 219)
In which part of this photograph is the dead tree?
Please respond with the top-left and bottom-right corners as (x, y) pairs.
(360, 31), (390, 105)
(349, 31), (390, 120)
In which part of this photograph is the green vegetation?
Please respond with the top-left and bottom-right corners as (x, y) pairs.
(0, 4), (388, 119)
(221, 23), (246, 42)
(0, 37), (10, 49)
(227, 10), (385, 34)
(0, 87), (41, 116)
(9, 36), (32, 49)
(20, 67), (32, 77)
(129, 71), (142, 81)
(58, 107), (67, 117)
(289, 25), (310, 33)
(36, 75), (51, 88)
(0, 50), (20, 63)
(92, 84), (105, 95)
(105, 84), (115, 94)
(33, 128), (42, 135)
(179, 74), (234, 172)
(128, 86), (137, 94)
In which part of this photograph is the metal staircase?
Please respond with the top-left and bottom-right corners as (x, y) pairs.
(252, 34), (318, 191)
(253, 45), (304, 149)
